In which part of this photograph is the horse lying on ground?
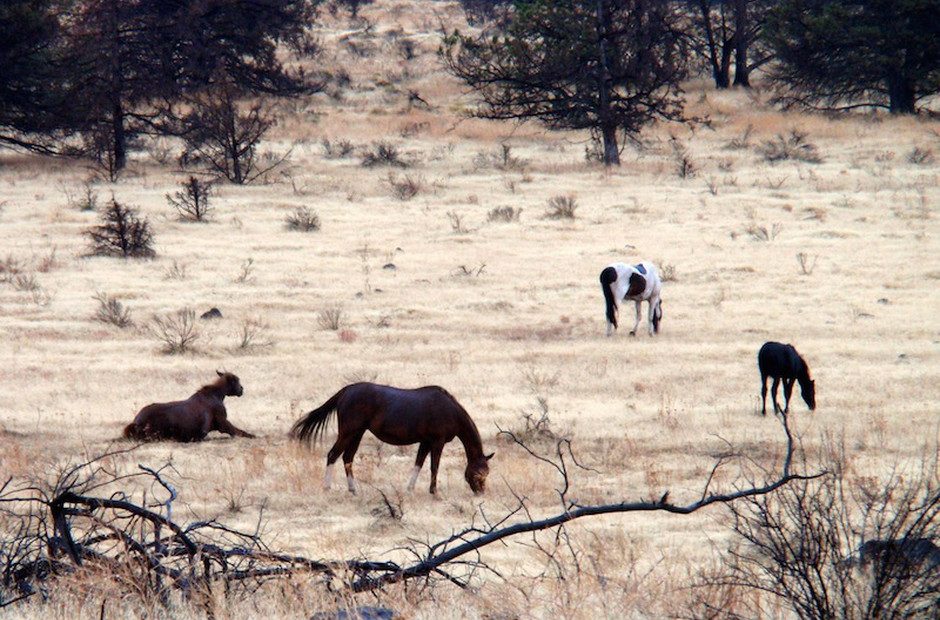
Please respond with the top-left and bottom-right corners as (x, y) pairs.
(757, 342), (815, 415)
(290, 382), (493, 495)
(123, 371), (254, 442)
(600, 261), (663, 337)
(853, 538), (940, 572)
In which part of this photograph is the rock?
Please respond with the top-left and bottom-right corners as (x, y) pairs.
(200, 307), (222, 320)
(382, 263), (396, 270)
(877, 297), (890, 304)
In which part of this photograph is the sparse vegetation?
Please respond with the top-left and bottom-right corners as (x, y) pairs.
(487, 206), (521, 222)
(285, 206), (321, 232)
(670, 136), (696, 178)
(317, 305), (344, 330)
(92, 292), (132, 328)
(388, 173), (423, 201)
(758, 130), (822, 163)
(545, 195), (578, 219)
(796, 252), (818, 275)
(747, 223), (783, 242)
(322, 138), (357, 159)
(361, 142), (408, 168)
(234, 317), (273, 351)
(907, 147), (934, 165)
(148, 308), (199, 354)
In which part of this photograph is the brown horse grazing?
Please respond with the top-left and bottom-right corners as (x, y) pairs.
(290, 383), (494, 495)
(123, 371), (254, 442)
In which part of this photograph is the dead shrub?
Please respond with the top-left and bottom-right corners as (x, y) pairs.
(446, 211), (469, 233)
(724, 123), (754, 150)
(758, 130), (823, 163)
(670, 136), (696, 178)
(388, 173), (423, 200)
(545, 194), (578, 219)
(317, 305), (344, 330)
(796, 252), (818, 275)
(746, 223), (782, 242)
(234, 317), (273, 351)
(907, 147), (935, 165)
(322, 138), (357, 159)
(148, 308), (199, 354)
(85, 198), (156, 258)
(361, 142), (408, 168)
(93, 292), (133, 328)
(487, 206), (522, 222)
(285, 206), (321, 232)
(11, 273), (39, 292)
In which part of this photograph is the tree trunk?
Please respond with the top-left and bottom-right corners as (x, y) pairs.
(595, 0), (619, 166)
(887, 74), (916, 114)
(602, 124), (620, 166)
(697, 0), (730, 89)
(732, 0), (750, 87)
(111, 97), (127, 172)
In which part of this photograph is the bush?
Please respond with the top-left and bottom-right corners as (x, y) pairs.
(85, 198), (155, 258)
(148, 308), (199, 354)
(322, 138), (356, 159)
(545, 194), (578, 219)
(317, 305), (344, 331)
(758, 130), (822, 163)
(697, 444), (940, 619)
(361, 142), (408, 168)
(487, 206), (521, 222)
(388, 173), (423, 201)
(285, 206), (321, 232)
(166, 176), (214, 222)
(93, 292), (132, 328)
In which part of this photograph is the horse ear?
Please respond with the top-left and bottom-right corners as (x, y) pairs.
(485, 452), (495, 460)
(217, 370), (224, 377)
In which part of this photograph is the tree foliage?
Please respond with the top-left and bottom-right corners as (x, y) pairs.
(764, 0), (940, 113)
(441, 0), (690, 166)
(0, 0), (71, 152)
(0, 0), (322, 174)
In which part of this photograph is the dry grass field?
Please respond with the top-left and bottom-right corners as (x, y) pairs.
(1, 1), (938, 617)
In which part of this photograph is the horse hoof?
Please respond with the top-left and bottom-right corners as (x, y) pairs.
(629, 331), (636, 337)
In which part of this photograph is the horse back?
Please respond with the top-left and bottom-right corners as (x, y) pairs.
(131, 394), (219, 441)
(758, 341), (804, 379)
(344, 383), (468, 442)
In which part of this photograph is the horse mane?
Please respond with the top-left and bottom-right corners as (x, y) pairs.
(434, 386), (484, 459)
(195, 376), (228, 398)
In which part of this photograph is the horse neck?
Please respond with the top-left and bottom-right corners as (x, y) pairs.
(196, 380), (227, 401)
(795, 358), (810, 383)
(454, 413), (484, 463)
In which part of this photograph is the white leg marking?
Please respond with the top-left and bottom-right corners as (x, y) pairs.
(407, 465), (421, 491)
(323, 464), (334, 490)
(346, 473), (358, 494)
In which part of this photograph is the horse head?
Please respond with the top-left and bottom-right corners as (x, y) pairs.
(801, 378), (816, 410)
(217, 370), (244, 397)
(465, 452), (494, 495)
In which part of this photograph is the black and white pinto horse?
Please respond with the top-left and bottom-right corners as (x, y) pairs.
(599, 261), (663, 337)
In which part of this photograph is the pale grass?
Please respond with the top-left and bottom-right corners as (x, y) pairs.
(1, 1), (939, 617)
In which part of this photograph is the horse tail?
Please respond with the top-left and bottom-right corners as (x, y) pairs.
(290, 386), (348, 444)
(600, 266), (618, 329)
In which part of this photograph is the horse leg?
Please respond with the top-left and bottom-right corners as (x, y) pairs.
(783, 379), (794, 413)
(771, 377), (782, 414)
(408, 442), (431, 491)
(342, 431), (366, 494)
(324, 438), (348, 490)
(215, 418), (255, 439)
(761, 375), (768, 416)
(629, 301), (641, 336)
(428, 442), (446, 495)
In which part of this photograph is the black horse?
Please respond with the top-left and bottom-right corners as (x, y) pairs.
(758, 342), (815, 415)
